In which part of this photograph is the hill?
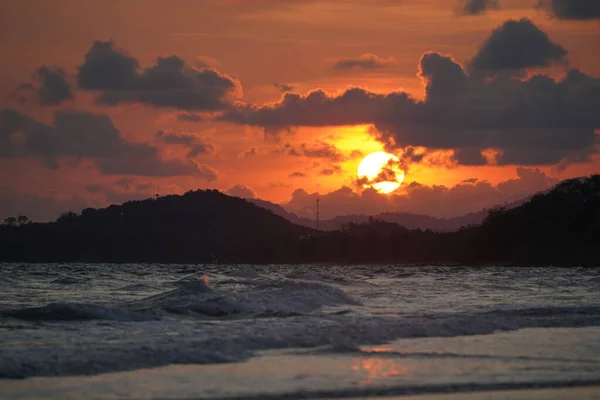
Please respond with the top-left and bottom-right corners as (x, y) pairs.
(0, 190), (312, 263)
(1, 175), (598, 265)
(249, 198), (525, 232)
(468, 175), (600, 266)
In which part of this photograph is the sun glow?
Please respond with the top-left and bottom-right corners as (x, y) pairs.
(357, 152), (405, 194)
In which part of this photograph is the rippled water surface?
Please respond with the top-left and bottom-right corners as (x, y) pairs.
(1, 264), (599, 399)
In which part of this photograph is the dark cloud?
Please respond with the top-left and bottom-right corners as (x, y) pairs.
(0, 108), (212, 177)
(470, 18), (567, 72)
(77, 41), (139, 90)
(219, 87), (413, 137)
(156, 130), (196, 145)
(538, 0), (600, 20)
(16, 66), (73, 106)
(284, 168), (559, 219)
(418, 52), (467, 100)
(333, 53), (397, 70)
(178, 113), (203, 122)
(456, 0), (499, 15)
(355, 158), (403, 189)
(289, 171), (306, 178)
(320, 164), (343, 176)
(453, 147), (487, 166)
(273, 82), (294, 92)
(188, 143), (214, 158)
(227, 184), (256, 199)
(155, 129), (214, 158)
(281, 141), (346, 162)
(221, 34), (600, 168)
(77, 40), (240, 110)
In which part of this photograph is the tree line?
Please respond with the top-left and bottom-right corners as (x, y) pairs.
(1, 175), (598, 266)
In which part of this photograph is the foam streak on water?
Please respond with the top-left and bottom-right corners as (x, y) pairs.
(0, 263), (599, 398)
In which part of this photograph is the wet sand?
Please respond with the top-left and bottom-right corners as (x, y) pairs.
(352, 386), (600, 400)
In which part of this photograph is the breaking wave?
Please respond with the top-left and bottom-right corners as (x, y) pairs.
(1, 278), (362, 322)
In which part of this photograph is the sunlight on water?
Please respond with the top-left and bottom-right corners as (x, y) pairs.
(351, 357), (410, 385)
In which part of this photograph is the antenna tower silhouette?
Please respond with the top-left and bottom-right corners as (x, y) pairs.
(316, 197), (320, 231)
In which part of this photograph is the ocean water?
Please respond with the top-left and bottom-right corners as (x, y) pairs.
(1, 263), (600, 399)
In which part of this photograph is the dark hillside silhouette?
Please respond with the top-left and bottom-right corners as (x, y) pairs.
(469, 176), (600, 266)
(1, 175), (598, 265)
(0, 190), (312, 263)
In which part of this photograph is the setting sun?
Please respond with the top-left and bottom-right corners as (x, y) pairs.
(357, 152), (405, 194)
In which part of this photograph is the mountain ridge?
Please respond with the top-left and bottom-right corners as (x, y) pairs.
(249, 198), (527, 232)
(1, 175), (598, 265)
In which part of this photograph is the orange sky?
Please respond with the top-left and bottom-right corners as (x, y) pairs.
(1, 0), (599, 221)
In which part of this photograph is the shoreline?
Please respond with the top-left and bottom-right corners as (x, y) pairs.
(335, 386), (600, 400)
(0, 261), (595, 267)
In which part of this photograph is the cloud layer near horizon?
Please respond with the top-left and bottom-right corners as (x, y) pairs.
(284, 167), (560, 220)
(0, 167), (559, 222)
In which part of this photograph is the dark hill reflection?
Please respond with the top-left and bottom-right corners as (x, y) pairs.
(1, 175), (599, 265)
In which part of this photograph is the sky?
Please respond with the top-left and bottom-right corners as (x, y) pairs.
(1, 0), (599, 221)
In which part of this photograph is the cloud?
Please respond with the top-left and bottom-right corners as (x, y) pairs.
(320, 164), (343, 176)
(496, 167), (559, 199)
(0, 108), (213, 177)
(456, 0), (500, 15)
(227, 184), (256, 198)
(289, 171), (306, 178)
(285, 186), (389, 220)
(196, 164), (219, 181)
(333, 53), (397, 70)
(281, 141), (346, 162)
(178, 113), (203, 122)
(77, 40), (139, 90)
(156, 129), (196, 145)
(356, 158), (403, 188)
(77, 40), (240, 110)
(219, 87), (410, 133)
(220, 25), (600, 169)
(155, 129), (215, 158)
(274, 82), (294, 92)
(376, 64), (600, 166)
(538, 0), (600, 20)
(470, 18), (567, 72)
(238, 146), (257, 159)
(283, 168), (559, 219)
(418, 52), (467, 100)
(16, 66), (74, 106)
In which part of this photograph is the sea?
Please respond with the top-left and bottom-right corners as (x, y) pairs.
(1, 263), (600, 399)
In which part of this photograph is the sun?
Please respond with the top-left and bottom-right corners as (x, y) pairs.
(357, 152), (405, 194)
